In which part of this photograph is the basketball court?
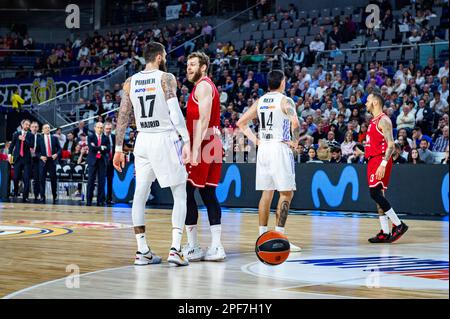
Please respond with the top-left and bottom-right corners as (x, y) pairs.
(1, 202), (447, 299)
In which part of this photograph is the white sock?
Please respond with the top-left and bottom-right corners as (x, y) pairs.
(186, 225), (198, 246)
(210, 224), (222, 248)
(135, 233), (149, 253)
(171, 228), (183, 251)
(275, 226), (285, 234)
(259, 226), (268, 235)
(385, 208), (401, 226)
(379, 215), (390, 234)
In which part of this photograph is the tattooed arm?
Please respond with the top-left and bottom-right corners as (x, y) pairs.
(161, 72), (190, 164)
(375, 115), (395, 180)
(282, 96), (300, 147)
(113, 77), (132, 172)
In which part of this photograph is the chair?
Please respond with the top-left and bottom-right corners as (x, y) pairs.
(270, 21), (279, 30)
(259, 22), (269, 31)
(286, 28), (297, 38)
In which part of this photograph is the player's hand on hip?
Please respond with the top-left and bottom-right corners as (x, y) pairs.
(376, 165), (386, 180)
(181, 144), (191, 165)
(113, 152), (125, 172)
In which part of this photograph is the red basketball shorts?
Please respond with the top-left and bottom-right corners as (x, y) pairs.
(367, 155), (393, 190)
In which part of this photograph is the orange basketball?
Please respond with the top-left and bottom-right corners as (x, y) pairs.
(255, 230), (290, 265)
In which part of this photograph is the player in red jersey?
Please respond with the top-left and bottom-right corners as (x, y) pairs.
(182, 51), (225, 261)
(365, 93), (408, 243)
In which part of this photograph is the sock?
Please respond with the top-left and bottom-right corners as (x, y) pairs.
(275, 226), (285, 234)
(385, 208), (401, 226)
(135, 233), (149, 253)
(210, 224), (222, 248)
(379, 215), (390, 234)
(171, 228), (183, 251)
(259, 226), (268, 235)
(186, 225), (198, 246)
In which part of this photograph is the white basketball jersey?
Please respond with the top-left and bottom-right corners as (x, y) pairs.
(130, 70), (174, 133)
(257, 92), (291, 142)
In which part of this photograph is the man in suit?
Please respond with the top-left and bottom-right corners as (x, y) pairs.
(72, 121), (89, 140)
(36, 123), (61, 204)
(86, 122), (110, 206)
(63, 132), (77, 154)
(30, 121), (41, 201)
(9, 119), (33, 202)
(104, 122), (116, 205)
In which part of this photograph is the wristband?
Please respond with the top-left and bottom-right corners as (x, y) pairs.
(115, 146), (123, 153)
(380, 159), (388, 167)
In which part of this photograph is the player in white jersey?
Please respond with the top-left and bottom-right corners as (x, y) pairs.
(237, 70), (301, 251)
(113, 42), (190, 266)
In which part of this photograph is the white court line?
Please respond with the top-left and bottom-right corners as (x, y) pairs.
(2, 265), (134, 299)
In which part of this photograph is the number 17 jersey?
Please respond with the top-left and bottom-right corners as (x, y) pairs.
(129, 70), (175, 133)
(257, 92), (291, 142)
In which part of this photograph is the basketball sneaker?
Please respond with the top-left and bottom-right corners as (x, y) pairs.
(167, 248), (189, 266)
(368, 230), (391, 243)
(289, 242), (302, 252)
(181, 243), (204, 261)
(389, 222), (409, 243)
(203, 245), (226, 261)
(134, 250), (162, 266)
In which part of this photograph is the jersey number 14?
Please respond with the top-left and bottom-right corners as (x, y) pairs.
(261, 111), (273, 130)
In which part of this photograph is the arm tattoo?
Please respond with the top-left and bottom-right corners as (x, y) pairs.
(161, 72), (177, 100)
(115, 78), (132, 150)
(285, 98), (300, 143)
(380, 117), (395, 161)
(277, 200), (290, 227)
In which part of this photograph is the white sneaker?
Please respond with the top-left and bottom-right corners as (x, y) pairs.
(134, 250), (162, 265)
(167, 248), (189, 266)
(289, 242), (302, 252)
(181, 244), (204, 261)
(203, 245), (226, 261)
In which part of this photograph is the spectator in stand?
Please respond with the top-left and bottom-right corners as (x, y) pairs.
(430, 91), (449, 118)
(73, 121), (89, 139)
(347, 143), (367, 164)
(11, 89), (25, 112)
(341, 131), (357, 158)
(358, 123), (368, 143)
(312, 121), (327, 144)
(408, 148), (424, 164)
(441, 146), (449, 164)
(396, 104), (416, 131)
(306, 147), (323, 163)
(392, 143), (407, 164)
(417, 138), (434, 164)
(412, 126), (433, 149)
(438, 60), (449, 80)
(329, 146), (346, 164)
(415, 98), (434, 135)
(432, 126), (449, 152)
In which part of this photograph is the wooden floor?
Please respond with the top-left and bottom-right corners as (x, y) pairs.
(0, 202), (448, 299)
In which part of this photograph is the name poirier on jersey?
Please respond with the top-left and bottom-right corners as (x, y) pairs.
(134, 78), (160, 129)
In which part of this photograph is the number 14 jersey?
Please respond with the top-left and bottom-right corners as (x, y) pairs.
(130, 70), (175, 133)
(257, 92), (291, 142)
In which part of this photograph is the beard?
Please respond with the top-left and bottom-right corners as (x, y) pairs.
(159, 59), (167, 72)
(189, 69), (203, 83)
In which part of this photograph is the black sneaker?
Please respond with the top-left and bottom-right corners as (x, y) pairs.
(389, 222), (409, 243)
(368, 230), (391, 243)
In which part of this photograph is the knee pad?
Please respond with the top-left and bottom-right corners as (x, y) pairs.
(369, 185), (391, 212)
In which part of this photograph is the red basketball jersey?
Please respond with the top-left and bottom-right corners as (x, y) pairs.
(186, 76), (221, 142)
(365, 113), (389, 158)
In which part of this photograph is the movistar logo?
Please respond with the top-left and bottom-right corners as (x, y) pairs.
(216, 164), (242, 203)
(113, 164), (135, 201)
(311, 166), (359, 208)
(442, 173), (449, 214)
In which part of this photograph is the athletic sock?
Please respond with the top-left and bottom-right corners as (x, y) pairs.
(379, 215), (390, 234)
(171, 228), (183, 251)
(135, 233), (149, 253)
(210, 224), (222, 248)
(186, 225), (198, 247)
(259, 226), (268, 235)
(385, 208), (401, 226)
(275, 226), (285, 234)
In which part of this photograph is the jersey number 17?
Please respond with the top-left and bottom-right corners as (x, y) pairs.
(138, 94), (156, 118)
